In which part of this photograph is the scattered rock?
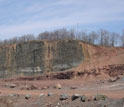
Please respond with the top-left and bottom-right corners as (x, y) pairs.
(25, 85), (37, 90)
(71, 94), (81, 101)
(60, 94), (69, 101)
(48, 92), (53, 97)
(8, 99), (13, 104)
(9, 84), (17, 88)
(39, 93), (45, 97)
(98, 101), (107, 107)
(93, 94), (107, 101)
(87, 96), (92, 101)
(5, 84), (9, 87)
(80, 95), (87, 102)
(9, 94), (15, 97)
(108, 77), (118, 82)
(70, 86), (77, 89)
(25, 94), (31, 100)
(122, 97), (124, 102)
(100, 80), (105, 83)
(57, 103), (60, 106)
(54, 84), (62, 89)
(25, 85), (30, 90)
(30, 84), (37, 90)
(9, 93), (19, 97)
(46, 103), (52, 106)
(42, 86), (48, 90)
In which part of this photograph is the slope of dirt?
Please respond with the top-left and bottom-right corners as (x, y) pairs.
(74, 42), (124, 71)
(67, 42), (124, 80)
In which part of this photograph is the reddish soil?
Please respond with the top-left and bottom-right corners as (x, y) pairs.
(0, 76), (124, 107)
(0, 77), (124, 98)
(0, 44), (124, 106)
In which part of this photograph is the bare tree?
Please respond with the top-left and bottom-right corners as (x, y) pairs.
(121, 30), (124, 47)
(0, 28), (122, 47)
(24, 34), (35, 41)
(77, 31), (88, 42)
(109, 32), (119, 46)
(0, 40), (3, 45)
(37, 31), (50, 40)
(68, 29), (75, 40)
(99, 29), (110, 46)
(88, 31), (98, 44)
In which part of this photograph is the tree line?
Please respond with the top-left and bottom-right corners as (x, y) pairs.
(0, 28), (124, 47)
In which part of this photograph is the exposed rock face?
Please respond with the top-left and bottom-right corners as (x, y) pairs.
(0, 40), (84, 77)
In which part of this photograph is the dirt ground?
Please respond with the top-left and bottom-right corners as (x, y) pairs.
(0, 76), (124, 107)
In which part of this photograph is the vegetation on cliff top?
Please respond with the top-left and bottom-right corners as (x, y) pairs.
(0, 28), (124, 47)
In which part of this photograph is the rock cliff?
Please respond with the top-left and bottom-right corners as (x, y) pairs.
(0, 40), (84, 77)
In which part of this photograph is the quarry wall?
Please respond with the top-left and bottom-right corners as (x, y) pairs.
(0, 40), (84, 77)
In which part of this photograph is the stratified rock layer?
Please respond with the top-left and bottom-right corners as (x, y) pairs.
(0, 40), (84, 77)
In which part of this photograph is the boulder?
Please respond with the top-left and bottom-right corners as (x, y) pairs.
(54, 84), (62, 89)
(25, 94), (31, 100)
(25, 85), (30, 90)
(60, 94), (69, 101)
(9, 94), (19, 97)
(42, 86), (48, 90)
(30, 85), (37, 90)
(108, 77), (118, 82)
(93, 94), (107, 101)
(39, 93), (45, 97)
(9, 84), (17, 88)
(122, 97), (124, 102)
(5, 84), (9, 87)
(80, 95), (87, 102)
(71, 94), (81, 101)
(70, 86), (77, 89)
(48, 92), (53, 97)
